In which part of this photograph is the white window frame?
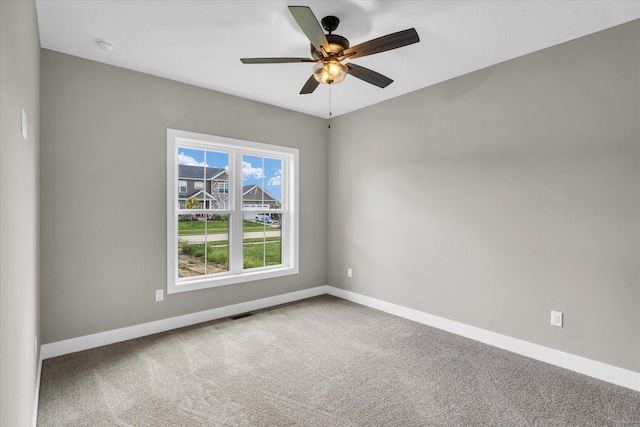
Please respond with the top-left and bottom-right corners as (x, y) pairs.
(178, 180), (187, 193)
(218, 182), (229, 194)
(194, 181), (204, 190)
(167, 128), (299, 294)
(218, 201), (229, 210)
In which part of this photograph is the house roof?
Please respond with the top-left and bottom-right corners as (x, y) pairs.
(242, 184), (277, 202)
(178, 185), (275, 202)
(178, 190), (216, 201)
(179, 165), (226, 180)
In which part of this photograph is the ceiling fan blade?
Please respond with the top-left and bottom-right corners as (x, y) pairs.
(346, 63), (393, 88)
(300, 75), (319, 94)
(340, 28), (419, 60)
(241, 57), (316, 64)
(288, 6), (330, 55)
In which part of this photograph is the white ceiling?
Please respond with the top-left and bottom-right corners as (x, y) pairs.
(35, 1), (640, 118)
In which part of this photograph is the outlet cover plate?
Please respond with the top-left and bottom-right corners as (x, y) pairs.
(551, 310), (563, 327)
(21, 107), (27, 140)
(155, 289), (164, 302)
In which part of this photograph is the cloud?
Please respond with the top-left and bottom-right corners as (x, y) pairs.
(267, 176), (281, 186)
(180, 156), (263, 178)
(242, 161), (264, 179)
(268, 168), (282, 187)
(178, 152), (207, 167)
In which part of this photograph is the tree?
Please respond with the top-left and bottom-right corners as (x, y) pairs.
(185, 196), (200, 210)
(185, 196), (200, 224)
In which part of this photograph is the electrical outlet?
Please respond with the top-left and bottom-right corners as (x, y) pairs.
(347, 268), (352, 278)
(550, 310), (563, 327)
(155, 289), (164, 302)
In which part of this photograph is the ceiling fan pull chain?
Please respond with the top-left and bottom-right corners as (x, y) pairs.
(328, 85), (332, 128)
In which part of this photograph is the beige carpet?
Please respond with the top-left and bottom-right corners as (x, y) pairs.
(38, 295), (640, 426)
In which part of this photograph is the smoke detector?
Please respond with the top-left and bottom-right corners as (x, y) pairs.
(95, 39), (115, 51)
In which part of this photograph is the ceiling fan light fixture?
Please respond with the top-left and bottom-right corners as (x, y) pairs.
(313, 60), (348, 85)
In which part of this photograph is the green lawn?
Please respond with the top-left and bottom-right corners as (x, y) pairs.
(178, 219), (277, 235)
(243, 241), (282, 269)
(192, 236), (281, 247)
(178, 239), (281, 270)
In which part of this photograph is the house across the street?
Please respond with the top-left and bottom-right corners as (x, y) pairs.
(242, 184), (278, 221)
(178, 165), (278, 214)
(178, 165), (229, 209)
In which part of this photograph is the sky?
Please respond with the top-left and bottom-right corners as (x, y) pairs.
(178, 147), (282, 202)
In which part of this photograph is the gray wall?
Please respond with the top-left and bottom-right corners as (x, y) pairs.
(328, 21), (639, 372)
(0, 1), (41, 425)
(37, 17), (639, 378)
(40, 50), (328, 344)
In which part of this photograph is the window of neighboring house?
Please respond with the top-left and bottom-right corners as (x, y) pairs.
(167, 129), (298, 294)
(194, 181), (204, 190)
(178, 180), (187, 193)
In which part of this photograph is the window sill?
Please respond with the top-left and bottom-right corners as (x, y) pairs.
(167, 265), (299, 294)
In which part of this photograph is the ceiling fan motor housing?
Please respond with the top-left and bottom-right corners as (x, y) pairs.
(321, 15), (340, 33)
(310, 34), (350, 59)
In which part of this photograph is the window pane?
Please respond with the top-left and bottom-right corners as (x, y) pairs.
(205, 214), (229, 274)
(178, 147), (205, 208)
(177, 214), (229, 278)
(178, 148), (230, 211)
(205, 150), (229, 210)
(243, 215), (282, 270)
(178, 214), (206, 278)
(242, 155), (282, 210)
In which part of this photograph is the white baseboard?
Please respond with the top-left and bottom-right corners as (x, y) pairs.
(39, 284), (639, 393)
(33, 352), (42, 427)
(40, 285), (329, 360)
(325, 286), (640, 392)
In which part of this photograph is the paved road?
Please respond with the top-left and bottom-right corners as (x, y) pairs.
(179, 231), (280, 242)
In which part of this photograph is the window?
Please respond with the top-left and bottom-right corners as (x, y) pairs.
(194, 181), (204, 190)
(167, 129), (299, 293)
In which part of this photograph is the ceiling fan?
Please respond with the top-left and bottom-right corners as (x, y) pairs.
(240, 6), (420, 94)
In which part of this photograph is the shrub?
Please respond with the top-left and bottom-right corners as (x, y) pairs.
(206, 246), (228, 267)
(179, 241), (206, 258)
